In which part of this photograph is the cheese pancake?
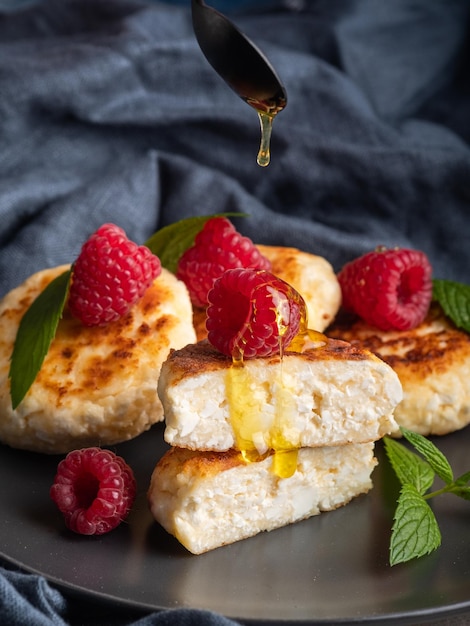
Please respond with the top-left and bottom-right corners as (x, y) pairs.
(327, 304), (470, 435)
(192, 244), (342, 341)
(0, 265), (196, 454)
(148, 442), (376, 554)
(159, 339), (401, 452)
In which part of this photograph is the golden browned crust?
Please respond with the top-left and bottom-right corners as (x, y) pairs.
(35, 277), (181, 405)
(163, 337), (378, 386)
(0, 267), (184, 406)
(154, 446), (246, 481)
(327, 304), (470, 384)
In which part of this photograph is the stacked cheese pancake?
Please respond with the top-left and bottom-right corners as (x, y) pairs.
(327, 303), (470, 436)
(148, 338), (402, 554)
(192, 244), (342, 341)
(0, 265), (196, 454)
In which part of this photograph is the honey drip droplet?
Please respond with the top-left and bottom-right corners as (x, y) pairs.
(245, 91), (286, 167)
(257, 111), (273, 167)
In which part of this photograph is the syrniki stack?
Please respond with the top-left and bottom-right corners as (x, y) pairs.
(0, 265), (196, 454)
(148, 338), (402, 553)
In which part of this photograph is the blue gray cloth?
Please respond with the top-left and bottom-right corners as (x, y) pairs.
(1, 0), (469, 299)
(0, 0), (469, 624)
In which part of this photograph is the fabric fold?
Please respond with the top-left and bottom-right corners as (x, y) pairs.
(1, 0), (469, 298)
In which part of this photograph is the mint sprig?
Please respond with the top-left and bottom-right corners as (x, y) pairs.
(432, 278), (470, 333)
(384, 427), (470, 565)
(9, 268), (71, 409)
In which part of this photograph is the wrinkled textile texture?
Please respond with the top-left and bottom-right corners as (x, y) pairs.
(0, 0), (470, 625)
(0, 0), (469, 297)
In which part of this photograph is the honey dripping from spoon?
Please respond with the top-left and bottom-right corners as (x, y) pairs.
(246, 96), (286, 167)
(256, 111), (273, 167)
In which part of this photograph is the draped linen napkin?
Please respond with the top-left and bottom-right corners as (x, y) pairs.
(0, 0), (469, 298)
(0, 0), (470, 624)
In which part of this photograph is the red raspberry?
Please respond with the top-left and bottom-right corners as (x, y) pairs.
(176, 217), (271, 308)
(337, 247), (433, 331)
(68, 223), (161, 326)
(50, 447), (136, 535)
(206, 268), (306, 359)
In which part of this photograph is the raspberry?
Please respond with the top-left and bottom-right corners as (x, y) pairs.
(50, 447), (136, 535)
(176, 217), (271, 307)
(68, 223), (161, 326)
(206, 268), (306, 359)
(337, 247), (433, 331)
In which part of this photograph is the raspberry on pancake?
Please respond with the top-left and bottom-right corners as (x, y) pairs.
(192, 244), (342, 341)
(177, 217), (271, 308)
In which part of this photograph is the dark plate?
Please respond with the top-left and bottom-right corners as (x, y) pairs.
(0, 423), (469, 625)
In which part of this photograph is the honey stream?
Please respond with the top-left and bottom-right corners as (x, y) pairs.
(256, 112), (274, 167)
(245, 95), (286, 167)
(226, 284), (327, 478)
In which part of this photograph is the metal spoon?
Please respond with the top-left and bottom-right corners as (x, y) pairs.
(191, 0), (287, 166)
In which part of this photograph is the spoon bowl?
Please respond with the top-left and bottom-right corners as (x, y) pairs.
(191, 0), (287, 165)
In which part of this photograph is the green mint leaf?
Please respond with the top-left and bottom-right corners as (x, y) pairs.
(432, 279), (470, 333)
(390, 483), (441, 566)
(145, 213), (246, 274)
(455, 470), (470, 486)
(383, 436), (434, 495)
(451, 471), (470, 500)
(9, 269), (71, 409)
(401, 427), (454, 484)
(450, 486), (470, 501)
